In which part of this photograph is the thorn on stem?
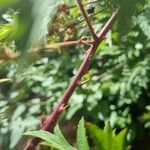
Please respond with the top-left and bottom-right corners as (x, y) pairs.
(40, 113), (47, 127)
(58, 104), (69, 112)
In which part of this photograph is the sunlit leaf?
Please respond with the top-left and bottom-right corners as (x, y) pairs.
(87, 122), (128, 150)
(24, 130), (65, 150)
(77, 118), (89, 150)
(24, 126), (76, 150)
(54, 125), (75, 150)
(137, 9), (150, 39)
(29, 0), (63, 45)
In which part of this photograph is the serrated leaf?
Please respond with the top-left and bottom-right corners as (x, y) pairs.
(81, 72), (91, 83)
(29, 0), (63, 45)
(137, 9), (150, 39)
(10, 124), (25, 148)
(11, 104), (26, 121)
(0, 23), (14, 41)
(24, 129), (76, 150)
(87, 122), (128, 150)
(77, 118), (89, 150)
(24, 130), (63, 150)
(112, 128), (127, 150)
(54, 125), (75, 150)
(86, 122), (105, 150)
(103, 122), (113, 150)
(10, 117), (26, 148)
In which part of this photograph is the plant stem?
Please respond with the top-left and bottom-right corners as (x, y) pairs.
(24, 9), (119, 150)
(35, 39), (92, 52)
(65, 8), (107, 29)
(76, 0), (98, 41)
(0, 39), (91, 64)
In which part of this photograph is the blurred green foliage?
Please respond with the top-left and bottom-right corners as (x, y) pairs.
(0, 0), (150, 149)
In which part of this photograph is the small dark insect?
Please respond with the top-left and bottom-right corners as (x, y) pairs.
(87, 5), (95, 14)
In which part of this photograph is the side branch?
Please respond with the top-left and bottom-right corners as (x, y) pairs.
(35, 39), (92, 52)
(0, 39), (91, 64)
(76, 0), (98, 41)
(24, 10), (119, 150)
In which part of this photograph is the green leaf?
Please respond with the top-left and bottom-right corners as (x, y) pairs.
(87, 122), (128, 150)
(0, 24), (14, 41)
(24, 126), (76, 150)
(137, 9), (150, 39)
(80, 72), (91, 83)
(54, 125), (75, 150)
(103, 122), (113, 150)
(86, 122), (105, 150)
(24, 119), (90, 150)
(10, 123), (25, 148)
(77, 118), (89, 150)
(11, 104), (26, 121)
(24, 130), (64, 150)
(10, 118), (25, 148)
(112, 129), (127, 150)
(29, 0), (63, 45)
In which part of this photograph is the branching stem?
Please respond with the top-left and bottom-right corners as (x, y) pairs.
(35, 39), (92, 52)
(0, 39), (91, 64)
(24, 9), (119, 150)
(76, 0), (98, 41)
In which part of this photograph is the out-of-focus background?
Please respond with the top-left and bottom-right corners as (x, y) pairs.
(0, 0), (149, 149)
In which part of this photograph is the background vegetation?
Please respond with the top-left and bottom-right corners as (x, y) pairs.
(0, 0), (149, 149)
